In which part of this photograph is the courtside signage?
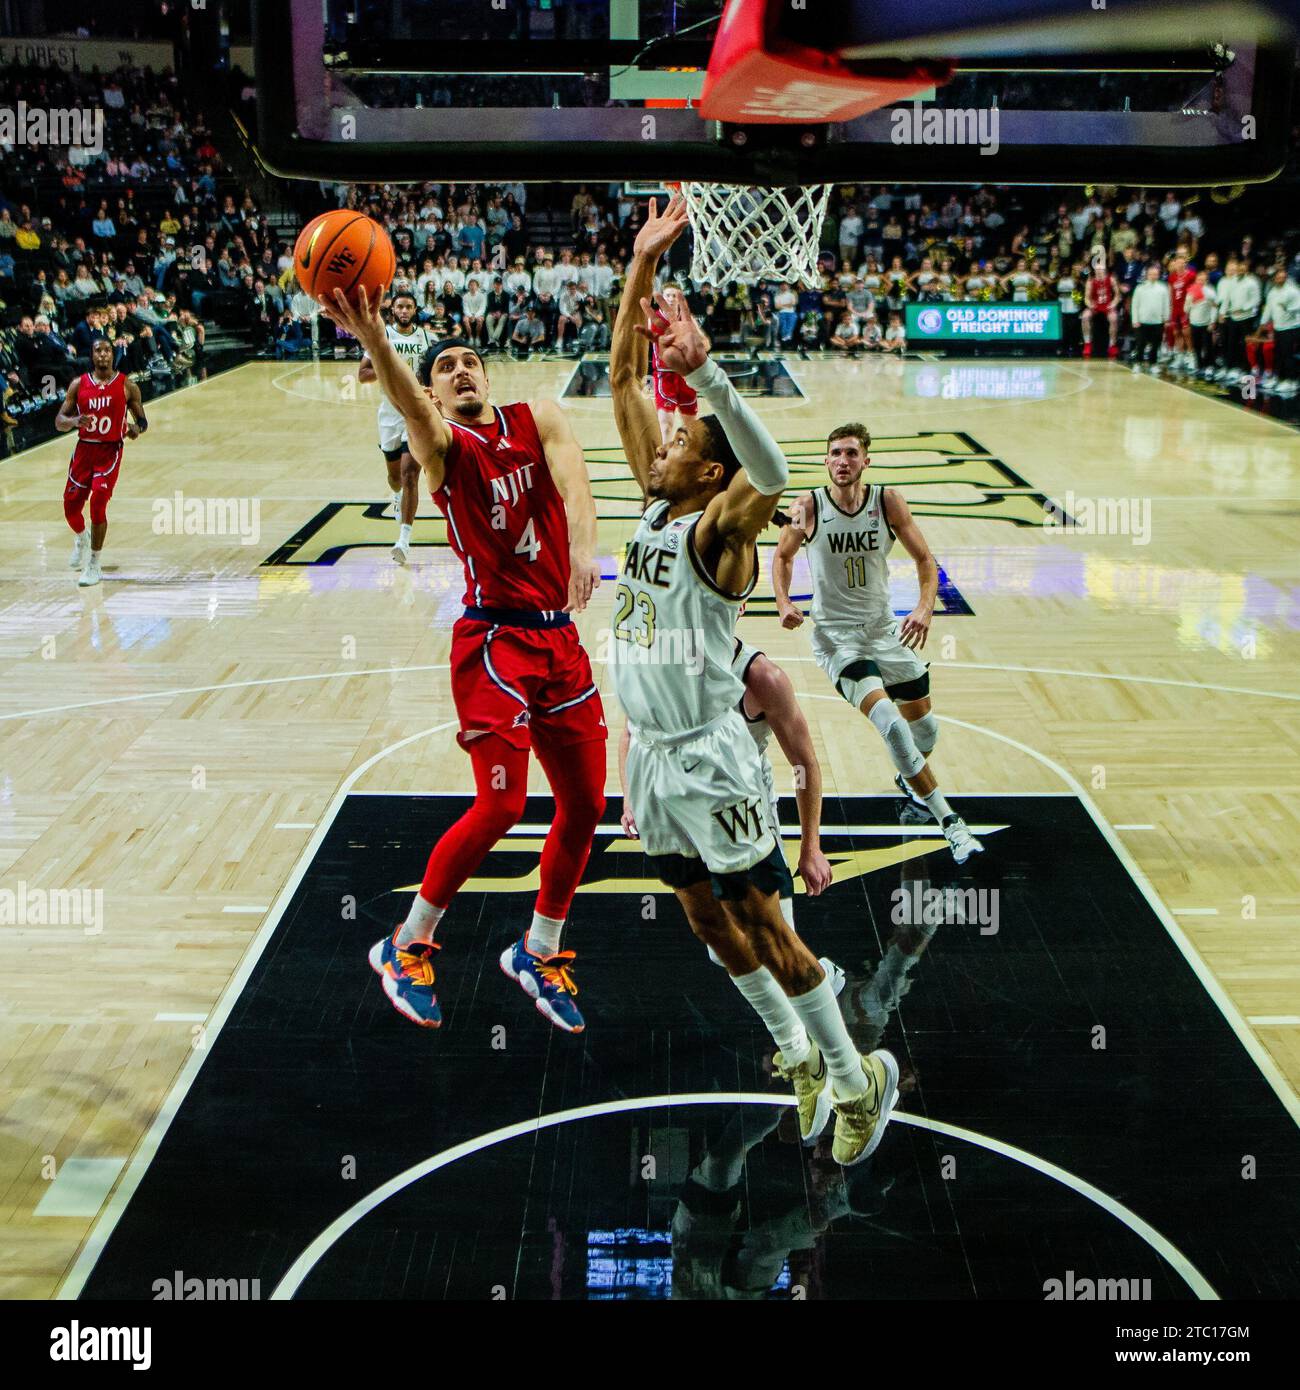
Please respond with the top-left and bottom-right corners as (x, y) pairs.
(907, 303), (1062, 341)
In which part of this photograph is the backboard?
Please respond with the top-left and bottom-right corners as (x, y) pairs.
(252, 0), (1296, 185)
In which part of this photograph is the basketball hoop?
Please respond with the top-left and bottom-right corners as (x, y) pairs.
(677, 183), (832, 288)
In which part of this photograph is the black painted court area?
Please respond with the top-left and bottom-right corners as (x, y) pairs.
(79, 794), (1299, 1300)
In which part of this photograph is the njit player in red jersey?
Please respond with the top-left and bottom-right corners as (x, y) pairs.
(1165, 253), (1198, 371)
(1081, 259), (1120, 359)
(322, 287), (606, 1034)
(652, 285), (698, 442)
(54, 336), (148, 588)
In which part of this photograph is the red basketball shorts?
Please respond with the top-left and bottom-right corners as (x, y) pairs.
(449, 617), (606, 752)
(653, 372), (699, 415)
(67, 440), (124, 500)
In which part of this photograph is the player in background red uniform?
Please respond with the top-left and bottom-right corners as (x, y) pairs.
(323, 287), (606, 1034)
(55, 337), (147, 587)
(652, 286), (698, 442)
(1166, 254), (1198, 369)
(1081, 265), (1120, 358)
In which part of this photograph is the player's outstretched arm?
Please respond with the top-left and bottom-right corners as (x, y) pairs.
(652, 301), (788, 550)
(771, 502), (812, 629)
(323, 287), (450, 488)
(611, 196), (688, 497)
(884, 486), (938, 650)
(54, 379), (81, 433)
(748, 656), (832, 896)
(533, 397), (600, 614)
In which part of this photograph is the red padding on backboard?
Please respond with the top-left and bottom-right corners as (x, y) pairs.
(700, 0), (950, 124)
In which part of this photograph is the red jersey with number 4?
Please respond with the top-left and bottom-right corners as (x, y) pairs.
(433, 402), (570, 611)
(76, 371), (128, 443)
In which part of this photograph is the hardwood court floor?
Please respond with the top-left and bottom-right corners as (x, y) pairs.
(0, 355), (1297, 1297)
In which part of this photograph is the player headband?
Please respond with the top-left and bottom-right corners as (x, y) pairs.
(418, 337), (482, 385)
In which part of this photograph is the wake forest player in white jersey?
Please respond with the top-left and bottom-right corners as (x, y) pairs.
(772, 426), (983, 865)
(610, 195), (897, 1168)
(358, 290), (433, 565)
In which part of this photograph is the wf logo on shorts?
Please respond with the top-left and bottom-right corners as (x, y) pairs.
(712, 797), (765, 844)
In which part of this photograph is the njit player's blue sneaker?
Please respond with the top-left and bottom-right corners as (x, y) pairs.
(499, 936), (585, 1034)
(369, 930), (442, 1028)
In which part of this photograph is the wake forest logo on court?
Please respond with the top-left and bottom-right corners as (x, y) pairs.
(261, 428), (1065, 622)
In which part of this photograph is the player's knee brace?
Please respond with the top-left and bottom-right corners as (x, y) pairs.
(868, 698), (926, 778)
(909, 711), (939, 756)
(834, 658), (883, 711)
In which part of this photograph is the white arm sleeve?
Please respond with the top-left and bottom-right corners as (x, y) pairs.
(684, 356), (789, 496)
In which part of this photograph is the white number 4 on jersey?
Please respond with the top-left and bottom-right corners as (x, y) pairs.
(514, 518), (541, 562)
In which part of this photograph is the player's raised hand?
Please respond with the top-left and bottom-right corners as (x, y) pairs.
(899, 606), (931, 649)
(635, 292), (709, 375)
(632, 193), (689, 261)
(321, 285), (385, 351)
(565, 547), (601, 615)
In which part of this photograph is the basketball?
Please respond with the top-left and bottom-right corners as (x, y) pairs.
(293, 210), (396, 309)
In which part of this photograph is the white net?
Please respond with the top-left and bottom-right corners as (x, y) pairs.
(678, 183), (832, 288)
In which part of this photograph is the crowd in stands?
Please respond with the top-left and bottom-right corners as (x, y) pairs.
(0, 59), (256, 430)
(296, 180), (1299, 394)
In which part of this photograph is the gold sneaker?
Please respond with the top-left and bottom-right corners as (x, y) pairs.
(774, 1040), (832, 1146)
(831, 1050), (899, 1167)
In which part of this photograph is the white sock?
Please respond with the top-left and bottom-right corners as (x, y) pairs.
(787, 975), (866, 1099)
(731, 966), (811, 1064)
(397, 894), (444, 945)
(391, 490), (402, 511)
(526, 911), (564, 957)
(923, 787), (954, 824)
(398, 522), (412, 545)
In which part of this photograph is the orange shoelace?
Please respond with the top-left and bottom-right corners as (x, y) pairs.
(538, 950), (578, 996)
(396, 940), (439, 986)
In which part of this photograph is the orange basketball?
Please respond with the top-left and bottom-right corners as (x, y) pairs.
(293, 210), (396, 310)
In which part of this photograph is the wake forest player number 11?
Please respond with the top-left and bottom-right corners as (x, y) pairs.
(359, 290), (433, 565)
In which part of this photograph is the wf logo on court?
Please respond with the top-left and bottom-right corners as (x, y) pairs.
(152, 490), (262, 545)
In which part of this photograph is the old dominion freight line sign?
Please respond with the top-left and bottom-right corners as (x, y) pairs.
(907, 303), (1062, 341)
